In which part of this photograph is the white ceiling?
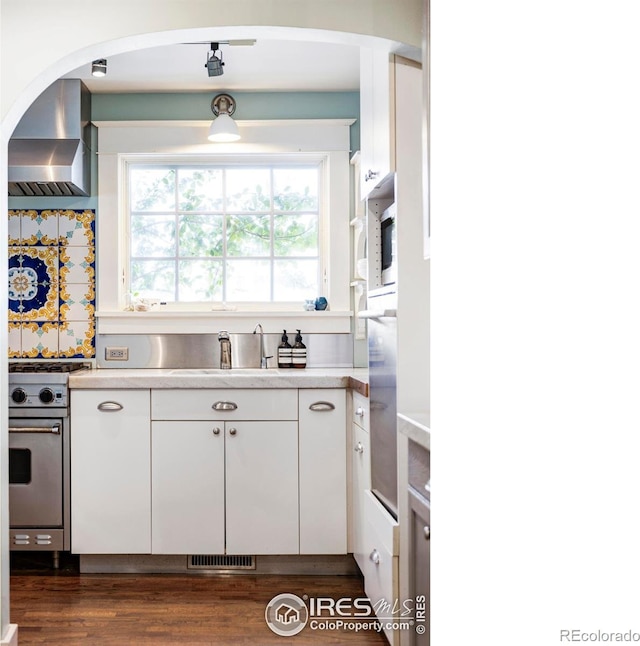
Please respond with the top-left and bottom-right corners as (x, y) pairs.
(64, 39), (361, 94)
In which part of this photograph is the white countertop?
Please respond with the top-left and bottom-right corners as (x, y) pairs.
(70, 367), (369, 390)
(398, 412), (430, 450)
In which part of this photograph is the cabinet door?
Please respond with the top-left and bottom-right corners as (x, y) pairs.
(299, 389), (347, 554)
(152, 421), (225, 554)
(225, 421), (298, 554)
(71, 390), (151, 554)
(352, 421), (371, 572)
(360, 48), (396, 199)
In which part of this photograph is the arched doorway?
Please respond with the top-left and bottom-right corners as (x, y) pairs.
(0, 9), (421, 640)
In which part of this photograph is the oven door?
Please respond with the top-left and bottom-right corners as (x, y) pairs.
(9, 418), (63, 527)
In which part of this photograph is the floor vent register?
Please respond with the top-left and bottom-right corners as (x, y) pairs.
(188, 554), (256, 570)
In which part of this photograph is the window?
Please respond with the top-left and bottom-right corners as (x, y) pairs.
(127, 162), (322, 304)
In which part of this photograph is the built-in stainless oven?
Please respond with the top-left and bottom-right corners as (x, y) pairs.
(9, 413), (66, 550)
(360, 287), (398, 517)
(8, 362), (89, 564)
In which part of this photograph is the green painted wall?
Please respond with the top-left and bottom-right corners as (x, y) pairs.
(93, 91), (360, 151)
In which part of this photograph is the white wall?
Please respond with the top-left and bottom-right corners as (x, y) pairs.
(1, 0), (422, 132)
(396, 59), (429, 417)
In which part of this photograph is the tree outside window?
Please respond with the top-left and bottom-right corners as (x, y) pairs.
(128, 164), (321, 303)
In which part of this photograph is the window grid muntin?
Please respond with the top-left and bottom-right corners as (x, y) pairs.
(128, 162), (321, 303)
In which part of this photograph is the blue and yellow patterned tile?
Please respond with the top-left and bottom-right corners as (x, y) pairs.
(8, 210), (22, 246)
(58, 210), (95, 247)
(59, 245), (95, 284)
(8, 247), (59, 322)
(59, 282), (95, 321)
(21, 322), (59, 359)
(21, 210), (58, 246)
(58, 320), (95, 358)
(8, 323), (22, 358)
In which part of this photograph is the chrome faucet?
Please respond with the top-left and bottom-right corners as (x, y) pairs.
(218, 331), (232, 369)
(253, 323), (273, 369)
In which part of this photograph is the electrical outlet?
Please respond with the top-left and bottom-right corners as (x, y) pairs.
(105, 346), (129, 361)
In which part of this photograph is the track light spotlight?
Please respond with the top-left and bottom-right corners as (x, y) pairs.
(91, 59), (107, 77)
(205, 43), (224, 77)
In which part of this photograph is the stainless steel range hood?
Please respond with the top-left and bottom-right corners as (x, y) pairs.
(8, 79), (92, 197)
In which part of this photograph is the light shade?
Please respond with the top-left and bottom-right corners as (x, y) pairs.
(91, 59), (107, 77)
(208, 114), (240, 142)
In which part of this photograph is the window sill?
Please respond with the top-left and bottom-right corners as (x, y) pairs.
(95, 310), (353, 334)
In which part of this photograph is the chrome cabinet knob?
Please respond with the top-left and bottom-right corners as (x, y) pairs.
(229, 427), (237, 436)
(212, 427), (221, 435)
(369, 549), (380, 565)
(355, 407), (365, 418)
(424, 525), (431, 540)
(354, 442), (364, 454)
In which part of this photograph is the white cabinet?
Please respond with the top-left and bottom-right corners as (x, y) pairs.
(72, 387), (347, 557)
(151, 389), (300, 555)
(362, 490), (400, 646)
(225, 421), (299, 554)
(71, 389), (151, 554)
(351, 391), (371, 571)
(359, 47), (396, 199)
(298, 389), (347, 554)
(152, 421), (225, 554)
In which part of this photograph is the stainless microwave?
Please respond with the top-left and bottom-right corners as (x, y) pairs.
(380, 203), (397, 286)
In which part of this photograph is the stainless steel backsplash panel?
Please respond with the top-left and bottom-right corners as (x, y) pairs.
(96, 334), (353, 369)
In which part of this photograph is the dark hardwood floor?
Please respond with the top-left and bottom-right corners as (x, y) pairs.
(10, 554), (389, 645)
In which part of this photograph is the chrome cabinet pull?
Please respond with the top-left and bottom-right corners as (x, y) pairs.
(369, 549), (381, 565)
(355, 407), (365, 418)
(354, 442), (364, 454)
(9, 424), (60, 434)
(309, 401), (335, 412)
(212, 427), (221, 435)
(424, 525), (431, 540)
(97, 401), (123, 412)
(228, 428), (237, 436)
(212, 401), (238, 411)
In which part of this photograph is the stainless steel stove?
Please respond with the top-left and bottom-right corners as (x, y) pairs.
(8, 362), (90, 564)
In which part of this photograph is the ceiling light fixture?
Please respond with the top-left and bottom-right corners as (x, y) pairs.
(208, 94), (240, 142)
(205, 43), (224, 77)
(91, 59), (107, 77)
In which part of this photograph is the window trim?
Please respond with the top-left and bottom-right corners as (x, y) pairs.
(123, 155), (325, 307)
(95, 119), (353, 333)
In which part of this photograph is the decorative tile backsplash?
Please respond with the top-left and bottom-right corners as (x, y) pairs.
(8, 210), (95, 359)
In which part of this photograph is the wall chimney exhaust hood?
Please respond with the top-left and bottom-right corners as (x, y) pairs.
(8, 79), (92, 197)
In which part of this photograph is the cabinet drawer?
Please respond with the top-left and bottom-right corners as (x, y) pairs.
(352, 391), (369, 431)
(151, 389), (298, 420)
(352, 423), (371, 571)
(362, 490), (399, 645)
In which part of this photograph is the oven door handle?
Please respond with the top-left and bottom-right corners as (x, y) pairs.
(357, 309), (397, 319)
(9, 424), (61, 434)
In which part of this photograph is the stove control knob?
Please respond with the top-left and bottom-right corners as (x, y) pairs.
(11, 388), (27, 404)
(39, 388), (55, 404)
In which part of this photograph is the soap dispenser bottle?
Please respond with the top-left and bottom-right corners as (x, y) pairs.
(292, 329), (307, 369)
(278, 330), (293, 368)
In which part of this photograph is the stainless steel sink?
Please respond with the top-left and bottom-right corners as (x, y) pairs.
(169, 368), (281, 375)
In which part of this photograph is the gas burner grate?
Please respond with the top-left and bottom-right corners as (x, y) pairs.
(9, 362), (90, 374)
